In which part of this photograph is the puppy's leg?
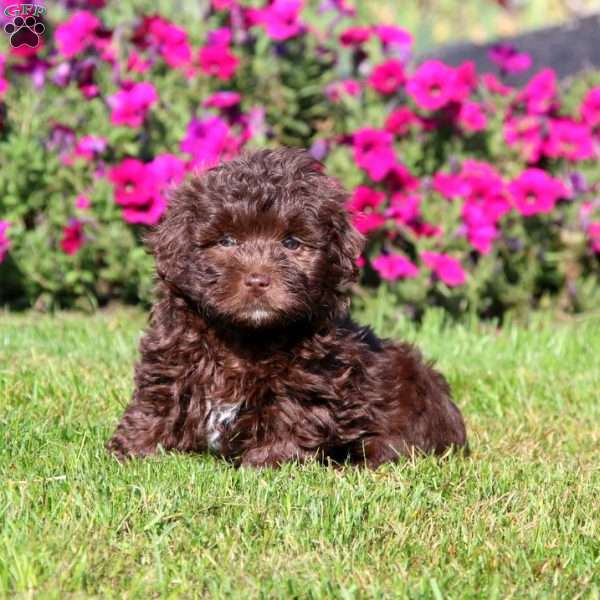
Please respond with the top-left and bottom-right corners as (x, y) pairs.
(239, 440), (315, 468)
(107, 352), (184, 460)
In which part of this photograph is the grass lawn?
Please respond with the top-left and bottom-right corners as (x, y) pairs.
(1, 302), (599, 599)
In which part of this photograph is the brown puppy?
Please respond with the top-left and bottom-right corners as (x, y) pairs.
(107, 148), (467, 468)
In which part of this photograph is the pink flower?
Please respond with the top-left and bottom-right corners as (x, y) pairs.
(339, 26), (370, 46)
(0, 220), (11, 263)
(462, 203), (498, 254)
(386, 193), (420, 224)
(346, 186), (386, 234)
(504, 115), (545, 163)
(452, 62), (477, 102)
(0, 54), (8, 97)
(352, 128), (395, 181)
(325, 79), (361, 102)
(580, 87), (600, 128)
(208, 28), (233, 46)
(374, 25), (413, 55)
(372, 253), (419, 280)
(55, 11), (101, 58)
(180, 116), (240, 169)
(60, 219), (85, 255)
(488, 44), (532, 74)
(481, 73), (513, 96)
(385, 107), (418, 136)
(203, 91), (242, 108)
(148, 17), (192, 69)
(73, 135), (107, 160)
(544, 119), (594, 161)
(347, 185), (385, 213)
(406, 60), (457, 111)
(368, 59), (405, 95)
(109, 159), (169, 225)
(148, 154), (186, 188)
(107, 81), (158, 128)
(75, 194), (91, 209)
(259, 0), (303, 41)
(520, 68), (556, 115)
(212, 0), (235, 9)
(109, 159), (154, 207)
(122, 195), (166, 226)
(421, 251), (466, 287)
(509, 168), (568, 216)
(384, 163), (419, 194)
(458, 101), (487, 132)
(127, 51), (151, 73)
(352, 213), (386, 234)
(588, 222), (600, 253)
(198, 45), (240, 81)
(433, 172), (468, 199)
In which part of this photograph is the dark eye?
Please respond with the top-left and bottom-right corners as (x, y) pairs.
(282, 237), (301, 250)
(219, 235), (238, 247)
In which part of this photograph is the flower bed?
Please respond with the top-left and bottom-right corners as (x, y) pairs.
(0, 0), (599, 316)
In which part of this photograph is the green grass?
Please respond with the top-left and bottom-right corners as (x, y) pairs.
(1, 304), (599, 599)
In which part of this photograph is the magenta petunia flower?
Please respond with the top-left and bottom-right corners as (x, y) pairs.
(504, 115), (545, 163)
(421, 251), (466, 287)
(481, 73), (514, 96)
(374, 25), (413, 56)
(372, 253), (419, 281)
(203, 91), (242, 108)
(406, 60), (457, 111)
(73, 135), (107, 160)
(352, 128), (396, 181)
(346, 187), (386, 233)
(55, 11), (101, 58)
(458, 101), (487, 132)
(384, 107), (417, 136)
(259, 0), (304, 41)
(588, 222), (600, 253)
(509, 168), (568, 216)
(544, 119), (594, 161)
(347, 185), (385, 213)
(121, 194), (167, 226)
(488, 44), (532, 74)
(148, 154), (186, 188)
(126, 51), (152, 73)
(147, 16), (192, 68)
(207, 27), (233, 46)
(180, 116), (240, 169)
(386, 193), (420, 224)
(75, 194), (91, 209)
(461, 203), (498, 254)
(580, 87), (600, 128)
(520, 68), (556, 115)
(0, 220), (11, 263)
(339, 26), (370, 46)
(109, 159), (154, 207)
(384, 163), (420, 194)
(368, 59), (406, 95)
(199, 45), (240, 81)
(60, 219), (85, 255)
(0, 54), (8, 97)
(325, 79), (361, 102)
(107, 81), (158, 128)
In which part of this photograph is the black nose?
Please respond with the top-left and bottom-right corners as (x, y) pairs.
(245, 272), (271, 289)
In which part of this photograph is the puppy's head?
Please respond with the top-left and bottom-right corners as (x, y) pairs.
(148, 148), (363, 328)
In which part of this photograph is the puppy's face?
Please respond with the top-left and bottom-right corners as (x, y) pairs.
(194, 205), (329, 327)
(150, 150), (363, 328)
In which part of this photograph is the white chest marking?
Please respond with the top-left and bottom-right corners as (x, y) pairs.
(205, 402), (240, 452)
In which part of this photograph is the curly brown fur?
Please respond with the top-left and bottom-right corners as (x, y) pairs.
(107, 148), (467, 468)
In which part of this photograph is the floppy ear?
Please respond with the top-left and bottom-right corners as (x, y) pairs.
(328, 204), (364, 291)
(319, 176), (364, 292)
(144, 176), (202, 291)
